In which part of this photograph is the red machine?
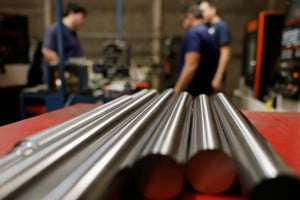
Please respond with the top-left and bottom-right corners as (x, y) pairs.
(242, 11), (285, 100)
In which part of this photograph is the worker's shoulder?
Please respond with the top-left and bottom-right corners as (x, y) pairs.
(188, 24), (207, 35)
(212, 19), (230, 30)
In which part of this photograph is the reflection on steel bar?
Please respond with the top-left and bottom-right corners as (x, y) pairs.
(6, 92), (154, 200)
(44, 89), (175, 200)
(0, 90), (158, 199)
(212, 92), (300, 200)
(0, 89), (149, 171)
(0, 93), (134, 172)
(185, 94), (236, 194)
(41, 96), (157, 200)
(23, 89), (149, 148)
(134, 92), (192, 200)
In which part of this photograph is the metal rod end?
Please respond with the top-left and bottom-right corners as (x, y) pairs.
(133, 154), (184, 199)
(185, 150), (237, 194)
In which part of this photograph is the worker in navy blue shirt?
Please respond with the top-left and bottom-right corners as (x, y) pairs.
(41, 3), (87, 84)
(197, 0), (231, 92)
(174, 5), (219, 97)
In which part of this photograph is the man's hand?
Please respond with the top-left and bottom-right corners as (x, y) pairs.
(212, 45), (231, 92)
(211, 76), (223, 92)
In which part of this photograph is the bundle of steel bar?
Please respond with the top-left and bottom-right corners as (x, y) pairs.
(0, 90), (299, 200)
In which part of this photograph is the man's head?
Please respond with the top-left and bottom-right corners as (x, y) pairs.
(183, 4), (203, 31)
(63, 3), (87, 30)
(196, 0), (218, 23)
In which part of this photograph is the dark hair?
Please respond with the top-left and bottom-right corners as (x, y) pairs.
(194, 0), (217, 7)
(186, 4), (203, 19)
(63, 3), (87, 17)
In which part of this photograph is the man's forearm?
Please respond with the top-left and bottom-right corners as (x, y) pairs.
(175, 52), (200, 93)
(42, 48), (59, 64)
(214, 46), (231, 81)
(174, 64), (198, 93)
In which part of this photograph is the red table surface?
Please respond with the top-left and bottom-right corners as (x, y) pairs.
(0, 104), (299, 200)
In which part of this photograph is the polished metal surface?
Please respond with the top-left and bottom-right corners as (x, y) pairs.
(24, 95), (130, 147)
(1, 90), (299, 199)
(119, 91), (178, 168)
(0, 93), (134, 171)
(189, 94), (222, 157)
(185, 94), (236, 194)
(211, 92), (300, 199)
(133, 92), (192, 199)
(19, 89), (148, 149)
(210, 96), (232, 156)
(141, 92), (192, 161)
(0, 90), (158, 199)
(8, 93), (154, 200)
(20, 89), (149, 147)
(43, 89), (175, 200)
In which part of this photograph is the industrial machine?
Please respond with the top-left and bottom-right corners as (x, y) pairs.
(0, 13), (29, 65)
(242, 11), (285, 101)
(94, 41), (131, 79)
(273, 0), (300, 100)
(0, 14), (30, 124)
(238, 3), (300, 111)
(20, 61), (102, 119)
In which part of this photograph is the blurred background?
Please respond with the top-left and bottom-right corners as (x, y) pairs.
(0, 0), (299, 125)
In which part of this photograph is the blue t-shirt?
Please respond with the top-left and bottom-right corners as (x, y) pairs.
(177, 24), (219, 97)
(42, 23), (84, 83)
(207, 20), (231, 46)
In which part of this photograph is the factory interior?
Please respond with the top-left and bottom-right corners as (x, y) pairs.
(0, 0), (300, 199)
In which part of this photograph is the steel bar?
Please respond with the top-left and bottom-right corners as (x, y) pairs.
(43, 88), (175, 200)
(134, 92), (192, 200)
(4, 92), (154, 200)
(0, 93), (135, 171)
(21, 89), (148, 148)
(185, 94), (236, 194)
(0, 90), (158, 199)
(212, 92), (300, 200)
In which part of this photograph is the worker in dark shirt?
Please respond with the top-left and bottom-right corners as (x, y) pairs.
(41, 3), (87, 84)
(197, 0), (231, 92)
(174, 5), (219, 97)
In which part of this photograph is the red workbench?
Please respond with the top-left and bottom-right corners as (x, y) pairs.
(0, 104), (299, 200)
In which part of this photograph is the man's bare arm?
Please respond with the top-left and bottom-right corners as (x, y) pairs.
(41, 48), (59, 64)
(174, 52), (201, 93)
(211, 45), (231, 92)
